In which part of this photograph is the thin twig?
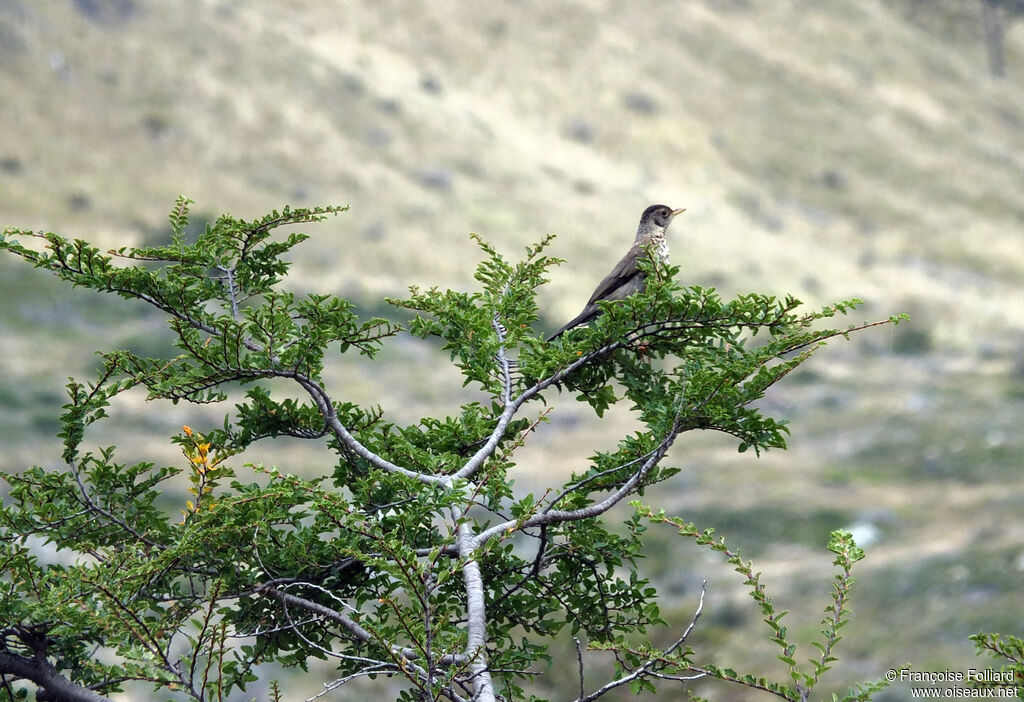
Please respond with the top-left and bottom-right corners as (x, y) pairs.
(575, 582), (708, 702)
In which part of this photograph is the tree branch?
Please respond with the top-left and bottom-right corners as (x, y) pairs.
(456, 520), (496, 702)
(254, 583), (466, 667)
(66, 458), (160, 549)
(288, 373), (452, 487)
(453, 337), (627, 482)
(0, 651), (113, 702)
(472, 414), (682, 549)
(574, 582), (707, 702)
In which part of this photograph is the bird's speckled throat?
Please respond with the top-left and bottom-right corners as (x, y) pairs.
(634, 217), (672, 262)
(643, 231), (669, 262)
(655, 234), (669, 262)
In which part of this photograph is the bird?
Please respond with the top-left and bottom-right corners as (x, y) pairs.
(547, 204), (685, 341)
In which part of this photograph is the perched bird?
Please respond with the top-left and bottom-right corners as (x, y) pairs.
(547, 204), (685, 340)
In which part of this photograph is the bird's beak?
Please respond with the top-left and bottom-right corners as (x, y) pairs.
(671, 208), (686, 218)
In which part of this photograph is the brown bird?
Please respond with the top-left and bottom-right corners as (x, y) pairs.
(548, 204), (685, 341)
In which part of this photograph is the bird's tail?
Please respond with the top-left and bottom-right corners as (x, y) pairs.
(546, 306), (596, 341)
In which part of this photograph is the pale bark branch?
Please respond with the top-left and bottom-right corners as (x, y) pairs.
(472, 416), (681, 550)
(456, 520), (496, 702)
(290, 374), (452, 487)
(0, 651), (113, 702)
(255, 583), (466, 667)
(574, 582), (707, 702)
(454, 337), (627, 482)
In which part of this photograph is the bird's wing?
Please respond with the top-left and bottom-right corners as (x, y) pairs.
(584, 244), (646, 305)
(548, 245), (654, 341)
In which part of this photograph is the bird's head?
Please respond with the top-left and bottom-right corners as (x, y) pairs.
(636, 204), (685, 244)
(642, 204), (686, 229)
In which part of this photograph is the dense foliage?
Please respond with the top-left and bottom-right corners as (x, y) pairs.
(0, 199), (906, 701)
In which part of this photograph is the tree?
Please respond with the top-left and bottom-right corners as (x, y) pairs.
(0, 199), (898, 701)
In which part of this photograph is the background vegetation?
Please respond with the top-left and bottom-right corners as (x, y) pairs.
(1, 1), (1022, 699)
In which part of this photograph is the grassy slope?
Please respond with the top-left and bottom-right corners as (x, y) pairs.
(1, 0), (1023, 699)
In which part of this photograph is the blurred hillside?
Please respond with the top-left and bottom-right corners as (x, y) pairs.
(1, 1), (1023, 700)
